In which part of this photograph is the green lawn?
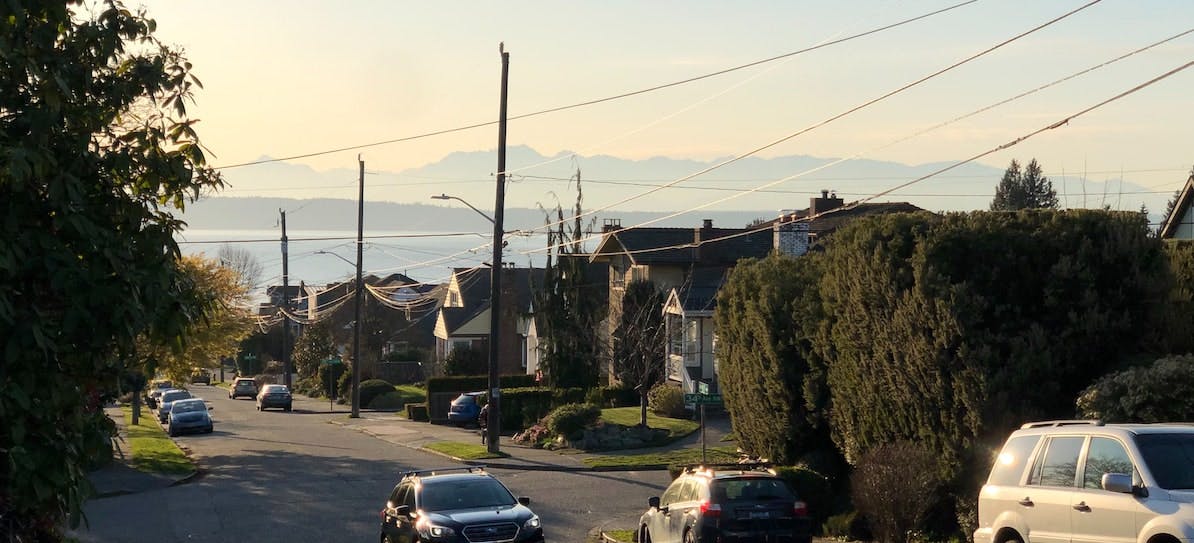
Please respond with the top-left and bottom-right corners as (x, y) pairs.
(393, 384), (426, 404)
(583, 445), (739, 470)
(121, 406), (195, 475)
(423, 441), (510, 460)
(599, 407), (700, 439)
(602, 530), (635, 543)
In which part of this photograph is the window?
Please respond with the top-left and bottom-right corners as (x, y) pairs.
(987, 435), (1041, 486)
(401, 484), (415, 508)
(521, 337), (528, 368)
(1136, 433), (1194, 490)
(390, 485), (408, 508)
(1029, 436), (1084, 487)
(1083, 437), (1134, 489)
(676, 479), (699, 503)
(661, 478), (686, 506)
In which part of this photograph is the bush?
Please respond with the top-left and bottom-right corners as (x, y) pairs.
(851, 441), (941, 543)
(544, 403), (601, 438)
(648, 384), (685, 418)
(369, 391), (406, 410)
(359, 379), (395, 409)
(823, 511), (870, 541)
(1077, 354), (1194, 422)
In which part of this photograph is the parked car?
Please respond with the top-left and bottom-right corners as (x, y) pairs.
(447, 392), (485, 425)
(379, 466), (543, 543)
(228, 377), (258, 400)
(144, 380), (173, 409)
(638, 464), (811, 543)
(167, 398), (214, 437)
(190, 370), (211, 385)
(256, 384), (293, 412)
(156, 389), (193, 423)
(974, 419), (1194, 543)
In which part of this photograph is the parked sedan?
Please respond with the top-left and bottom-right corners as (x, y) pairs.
(228, 377), (258, 400)
(167, 398), (213, 436)
(256, 384), (292, 411)
(447, 392), (485, 425)
(156, 389), (193, 423)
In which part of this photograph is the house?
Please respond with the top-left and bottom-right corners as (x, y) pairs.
(592, 190), (923, 395)
(433, 265), (544, 376)
(1160, 172), (1194, 239)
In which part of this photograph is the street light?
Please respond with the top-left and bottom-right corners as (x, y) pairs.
(315, 249), (363, 418)
(430, 192), (504, 453)
(432, 193), (495, 224)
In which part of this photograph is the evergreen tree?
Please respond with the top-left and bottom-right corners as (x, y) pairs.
(990, 158), (1058, 210)
(612, 280), (666, 427)
(534, 170), (606, 388)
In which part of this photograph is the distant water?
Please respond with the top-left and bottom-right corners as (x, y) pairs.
(176, 228), (555, 294)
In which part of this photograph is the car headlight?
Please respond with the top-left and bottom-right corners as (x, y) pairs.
(524, 515), (541, 529)
(426, 525), (455, 538)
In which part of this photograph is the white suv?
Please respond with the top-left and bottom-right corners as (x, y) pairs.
(975, 420), (1194, 543)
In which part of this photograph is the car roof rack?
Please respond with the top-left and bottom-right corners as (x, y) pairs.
(1020, 419), (1104, 429)
(399, 466), (487, 479)
(675, 462), (777, 476)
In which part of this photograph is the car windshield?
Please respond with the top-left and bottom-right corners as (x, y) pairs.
(453, 395), (477, 406)
(236, 381), (256, 388)
(1136, 433), (1194, 490)
(161, 391), (191, 403)
(420, 478), (516, 512)
(172, 401), (206, 413)
(711, 477), (796, 502)
(265, 385), (288, 393)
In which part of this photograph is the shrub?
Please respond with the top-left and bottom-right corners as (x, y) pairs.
(1077, 354), (1194, 422)
(648, 384), (685, 418)
(544, 403), (601, 438)
(823, 511), (870, 541)
(851, 441), (941, 543)
(369, 391), (406, 410)
(359, 379), (395, 409)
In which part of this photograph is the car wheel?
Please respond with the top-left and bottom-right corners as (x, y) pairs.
(168, 427), (178, 437)
(638, 525), (651, 543)
(256, 404), (261, 411)
(205, 426), (213, 434)
(284, 406), (292, 412)
(682, 528), (695, 543)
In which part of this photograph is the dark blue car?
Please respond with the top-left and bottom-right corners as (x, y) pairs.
(447, 392), (485, 426)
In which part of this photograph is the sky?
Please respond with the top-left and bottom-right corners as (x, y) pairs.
(139, 0), (1194, 213)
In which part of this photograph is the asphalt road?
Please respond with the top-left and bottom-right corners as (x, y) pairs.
(75, 384), (671, 542)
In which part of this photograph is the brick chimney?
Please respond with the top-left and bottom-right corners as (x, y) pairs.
(774, 210), (809, 256)
(810, 189), (843, 216)
(694, 219), (714, 262)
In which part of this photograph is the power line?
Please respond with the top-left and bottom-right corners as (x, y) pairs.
(176, 231), (490, 245)
(211, 0), (979, 170)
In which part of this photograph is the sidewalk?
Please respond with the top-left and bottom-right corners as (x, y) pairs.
(87, 406), (195, 498)
(328, 404), (734, 472)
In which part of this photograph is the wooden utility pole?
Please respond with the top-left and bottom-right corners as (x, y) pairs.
(280, 209), (291, 388)
(486, 43), (510, 453)
(351, 157), (365, 418)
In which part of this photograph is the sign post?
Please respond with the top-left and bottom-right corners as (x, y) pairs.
(684, 392), (723, 463)
(322, 357), (343, 412)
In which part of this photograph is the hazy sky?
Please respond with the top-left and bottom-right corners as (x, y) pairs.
(142, 0), (1194, 208)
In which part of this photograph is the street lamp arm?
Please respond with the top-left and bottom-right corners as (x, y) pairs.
(431, 193), (495, 225)
(315, 250), (355, 267)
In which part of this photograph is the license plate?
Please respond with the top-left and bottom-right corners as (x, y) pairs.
(746, 511), (770, 519)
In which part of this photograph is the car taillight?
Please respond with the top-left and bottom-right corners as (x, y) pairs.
(379, 509), (386, 521)
(793, 500), (808, 517)
(698, 500), (722, 518)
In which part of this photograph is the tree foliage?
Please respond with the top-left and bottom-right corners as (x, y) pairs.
(715, 254), (830, 464)
(292, 322), (338, 395)
(990, 158), (1058, 211)
(1077, 355), (1194, 423)
(444, 345), (487, 376)
(534, 170), (606, 388)
(0, 1), (221, 538)
(612, 280), (666, 426)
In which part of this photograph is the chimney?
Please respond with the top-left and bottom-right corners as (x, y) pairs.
(702, 219), (713, 229)
(602, 218), (622, 233)
(810, 189), (844, 216)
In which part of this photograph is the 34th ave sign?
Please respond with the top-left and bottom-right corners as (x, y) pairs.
(684, 393), (723, 405)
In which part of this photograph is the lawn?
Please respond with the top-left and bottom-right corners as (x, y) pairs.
(121, 406), (195, 475)
(393, 384), (426, 405)
(601, 530), (635, 543)
(423, 441), (510, 460)
(582, 445), (739, 470)
(599, 407), (699, 439)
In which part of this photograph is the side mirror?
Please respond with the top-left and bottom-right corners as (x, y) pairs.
(518, 496), (531, 506)
(208, 406), (214, 411)
(1101, 473), (1135, 494)
(394, 505), (411, 517)
(648, 496), (660, 509)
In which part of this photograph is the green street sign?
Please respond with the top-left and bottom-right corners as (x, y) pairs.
(684, 393), (723, 405)
(322, 357), (343, 366)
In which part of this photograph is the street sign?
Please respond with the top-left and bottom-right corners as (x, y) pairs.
(684, 393), (723, 405)
(697, 381), (709, 395)
(322, 357), (343, 365)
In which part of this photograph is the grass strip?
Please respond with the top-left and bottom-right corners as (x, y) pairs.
(602, 530), (636, 543)
(121, 405), (195, 475)
(599, 407), (699, 439)
(583, 445), (739, 470)
(423, 441), (510, 460)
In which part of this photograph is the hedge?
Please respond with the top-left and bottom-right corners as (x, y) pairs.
(426, 374), (536, 394)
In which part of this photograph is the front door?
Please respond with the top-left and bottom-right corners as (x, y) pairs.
(1071, 437), (1142, 543)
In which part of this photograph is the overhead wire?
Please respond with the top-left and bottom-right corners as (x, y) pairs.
(211, 0), (980, 170)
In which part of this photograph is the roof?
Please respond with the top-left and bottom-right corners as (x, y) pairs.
(591, 225), (771, 265)
(438, 266), (544, 336)
(766, 202), (925, 237)
(669, 267), (730, 313)
(1160, 173), (1194, 239)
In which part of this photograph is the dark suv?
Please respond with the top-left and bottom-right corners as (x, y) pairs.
(379, 466), (544, 543)
(637, 464), (811, 543)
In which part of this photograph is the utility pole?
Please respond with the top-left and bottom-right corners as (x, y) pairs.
(351, 157), (365, 418)
(486, 43), (509, 453)
(280, 209), (292, 388)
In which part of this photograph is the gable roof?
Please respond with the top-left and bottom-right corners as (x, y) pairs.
(666, 267), (730, 315)
(438, 266), (544, 336)
(591, 224), (771, 266)
(1160, 173), (1194, 239)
